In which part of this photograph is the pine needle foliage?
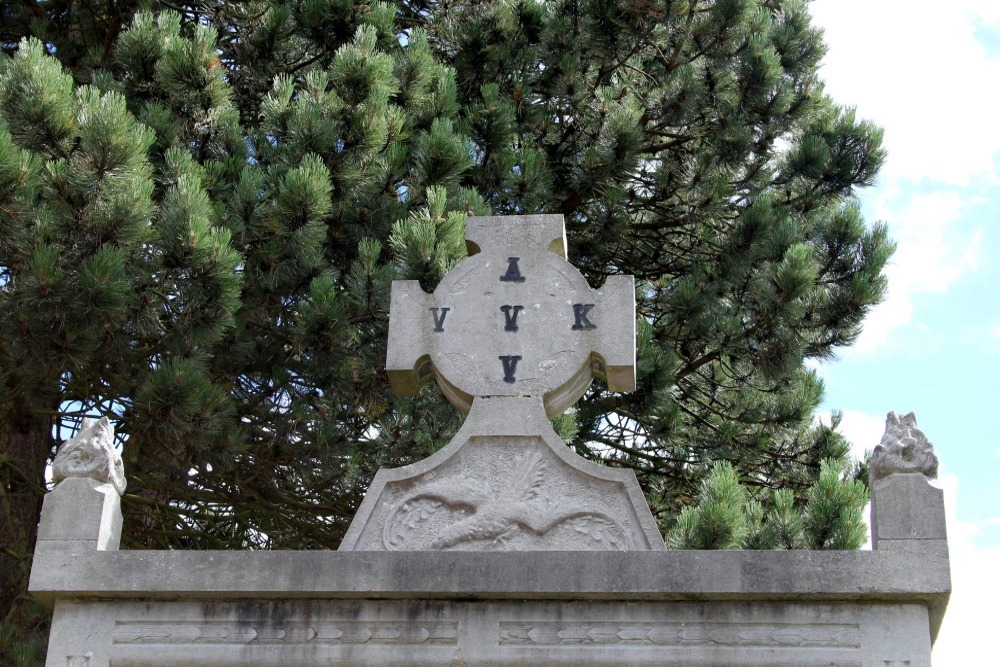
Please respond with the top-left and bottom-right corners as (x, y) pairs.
(669, 458), (866, 551)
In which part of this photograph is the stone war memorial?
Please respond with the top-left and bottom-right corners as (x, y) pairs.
(30, 215), (950, 666)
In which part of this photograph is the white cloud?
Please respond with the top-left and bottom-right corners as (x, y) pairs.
(960, 0), (1000, 26)
(810, 0), (1000, 187)
(832, 408), (887, 461)
(847, 188), (983, 355)
(809, 1), (994, 356)
(930, 471), (1000, 665)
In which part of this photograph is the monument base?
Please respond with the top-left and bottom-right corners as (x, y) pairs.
(31, 548), (948, 667)
(45, 597), (932, 667)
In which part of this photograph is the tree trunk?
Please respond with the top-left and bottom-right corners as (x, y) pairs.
(0, 397), (55, 657)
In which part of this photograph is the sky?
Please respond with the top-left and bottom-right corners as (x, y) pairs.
(808, 1), (1000, 663)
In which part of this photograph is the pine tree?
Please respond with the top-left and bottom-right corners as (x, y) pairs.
(668, 457), (866, 551)
(1, 2), (890, 664)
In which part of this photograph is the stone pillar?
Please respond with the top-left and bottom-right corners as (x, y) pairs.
(867, 412), (950, 653)
(31, 417), (126, 667)
(34, 417), (125, 552)
(35, 477), (122, 552)
(43, 601), (117, 667)
(871, 473), (947, 553)
(869, 412), (947, 554)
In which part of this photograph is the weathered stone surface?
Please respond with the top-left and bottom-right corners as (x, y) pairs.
(27, 548), (952, 609)
(871, 473), (948, 546)
(52, 416), (126, 495)
(386, 214), (635, 417)
(868, 411), (948, 565)
(340, 397), (664, 551)
(372, 214), (653, 551)
(35, 477), (122, 551)
(30, 543), (950, 665)
(45, 600), (117, 667)
(41, 598), (934, 667)
(871, 411), (939, 482)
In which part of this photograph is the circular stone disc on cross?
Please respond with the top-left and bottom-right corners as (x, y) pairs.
(386, 215), (636, 416)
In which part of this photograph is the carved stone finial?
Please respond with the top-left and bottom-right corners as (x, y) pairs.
(870, 412), (938, 482)
(52, 417), (126, 495)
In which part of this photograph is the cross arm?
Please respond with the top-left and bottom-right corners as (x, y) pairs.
(385, 280), (435, 396)
(590, 275), (636, 393)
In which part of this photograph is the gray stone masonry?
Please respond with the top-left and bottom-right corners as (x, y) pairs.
(870, 413), (948, 556)
(31, 537), (949, 665)
(364, 214), (659, 551)
(386, 214), (635, 415)
(38, 597), (935, 667)
(30, 393), (952, 665)
(339, 396), (665, 551)
(30, 211), (951, 666)
(35, 478), (122, 552)
(30, 414), (951, 666)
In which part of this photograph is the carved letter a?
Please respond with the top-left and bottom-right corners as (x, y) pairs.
(500, 257), (526, 283)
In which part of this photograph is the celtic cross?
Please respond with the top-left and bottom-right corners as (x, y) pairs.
(386, 214), (635, 416)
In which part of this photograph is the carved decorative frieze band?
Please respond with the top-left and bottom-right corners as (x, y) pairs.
(498, 622), (861, 648)
(113, 621), (458, 646)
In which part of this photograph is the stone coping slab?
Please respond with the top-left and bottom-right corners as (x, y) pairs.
(48, 598), (934, 667)
(30, 548), (949, 637)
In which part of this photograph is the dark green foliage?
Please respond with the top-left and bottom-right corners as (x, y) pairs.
(668, 461), (748, 549)
(802, 458), (869, 550)
(669, 458), (867, 550)
(1, 2), (890, 664)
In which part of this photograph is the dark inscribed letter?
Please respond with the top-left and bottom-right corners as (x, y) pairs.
(430, 307), (450, 332)
(500, 305), (524, 332)
(499, 355), (522, 383)
(500, 257), (526, 283)
(571, 304), (597, 330)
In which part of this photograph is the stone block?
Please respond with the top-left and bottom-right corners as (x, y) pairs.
(36, 477), (122, 551)
(45, 600), (117, 667)
(33, 598), (935, 667)
(871, 473), (947, 545)
(385, 214), (635, 417)
(29, 547), (951, 664)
